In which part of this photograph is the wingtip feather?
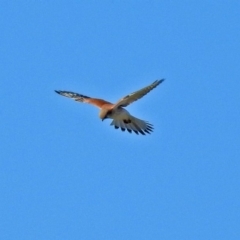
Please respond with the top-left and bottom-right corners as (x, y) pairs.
(159, 78), (165, 83)
(156, 78), (165, 85)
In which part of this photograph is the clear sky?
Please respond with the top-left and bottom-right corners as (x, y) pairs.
(1, 1), (240, 239)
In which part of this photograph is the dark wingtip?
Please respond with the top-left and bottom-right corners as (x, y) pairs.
(55, 90), (61, 94)
(144, 129), (151, 134)
(139, 129), (146, 135)
(158, 78), (165, 84)
(127, 129), (132, 133)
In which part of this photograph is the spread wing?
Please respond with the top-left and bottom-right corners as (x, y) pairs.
(113, 79), (164, 109)
(55, 90), (112, 108)
(110, 116), (154, 135)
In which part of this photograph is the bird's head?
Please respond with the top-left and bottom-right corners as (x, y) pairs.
(99, 109), (112, 121)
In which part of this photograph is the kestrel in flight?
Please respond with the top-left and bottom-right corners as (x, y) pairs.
(55, 79), (164, 135)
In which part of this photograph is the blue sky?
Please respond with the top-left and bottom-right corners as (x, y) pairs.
(1, 1), (240, 239)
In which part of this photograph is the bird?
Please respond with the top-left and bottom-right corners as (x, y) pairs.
(55, 79), (164, 135)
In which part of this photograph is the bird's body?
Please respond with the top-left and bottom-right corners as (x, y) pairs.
(55, 79), (164, 135)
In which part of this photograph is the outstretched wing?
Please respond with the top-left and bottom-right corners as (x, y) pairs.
(110, 117), (154, 135)
(55, 90), (112, 108)
(113, 79), (164, 109)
